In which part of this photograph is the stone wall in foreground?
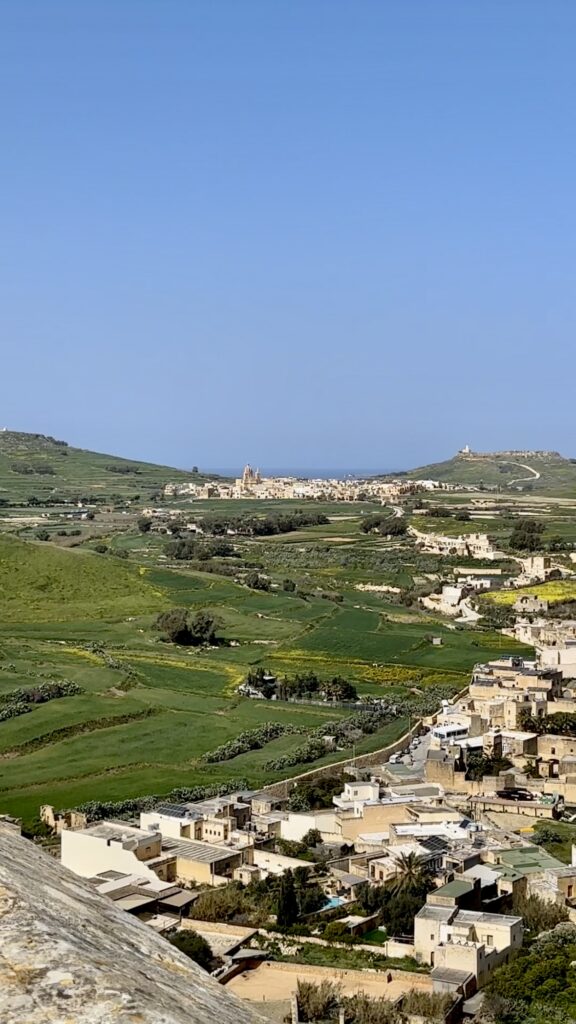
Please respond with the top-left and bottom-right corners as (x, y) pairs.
(0, 824), (265, 1024)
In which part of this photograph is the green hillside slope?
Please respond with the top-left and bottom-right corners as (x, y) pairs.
(405, 450), (576, 494)
(0, 431), (217, 502)
(0, 534), (167, 622)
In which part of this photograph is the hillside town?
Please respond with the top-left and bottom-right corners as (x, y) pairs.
(163, 464), (449, 501)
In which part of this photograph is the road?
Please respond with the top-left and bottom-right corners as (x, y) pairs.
(503, 461), (541, 487)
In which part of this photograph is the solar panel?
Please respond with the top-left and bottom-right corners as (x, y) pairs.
(420, 835), (449, 854)
(155, 803), (192, 818)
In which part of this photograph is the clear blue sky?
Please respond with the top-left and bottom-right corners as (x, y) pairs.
(2, 2), (575, 471)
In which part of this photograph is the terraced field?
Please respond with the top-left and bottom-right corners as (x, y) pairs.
(0, 511), (534, 824)
(0, 430), (215, 502)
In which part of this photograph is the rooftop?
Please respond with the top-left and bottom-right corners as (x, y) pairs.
(432, 879), (475, 899)
(456, 909), (523, 926)
(430, 966), (474, 986)
(154, 836), (245, 865)
(497, 845), (567, 874)
(415, 905), (455, 921)
(82, 821), (153, 842)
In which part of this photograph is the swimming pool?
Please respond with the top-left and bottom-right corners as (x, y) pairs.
(323, 896), (346, 910)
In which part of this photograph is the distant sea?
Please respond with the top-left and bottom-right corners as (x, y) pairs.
(206, 467), (401, 480)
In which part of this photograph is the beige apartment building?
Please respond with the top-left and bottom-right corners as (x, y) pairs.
(414, 903), (523, 987)
(61, 821), (252, 887)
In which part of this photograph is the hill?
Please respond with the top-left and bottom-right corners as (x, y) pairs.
(404, 448), (576, 494)
(0, 534), (167, 622)
(0, 430), (217, 502)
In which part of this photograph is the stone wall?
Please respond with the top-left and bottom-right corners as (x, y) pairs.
(0, 825), (265, 1024)
(263, 722), (424, 799)
(264, 687), (469, 799)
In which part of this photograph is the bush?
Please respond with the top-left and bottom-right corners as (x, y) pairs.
(297, 979), (341, 1022)
(401, 991), (453, 1019)
(168, 929), (213, 971)
(0, 680), (84, 724)
(323, 921), (350, 940)
(203, 722), (303, 763)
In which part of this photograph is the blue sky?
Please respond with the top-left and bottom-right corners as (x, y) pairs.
(1, 2), (574, 471)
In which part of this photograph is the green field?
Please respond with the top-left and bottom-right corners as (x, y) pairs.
(0, 494), (536, 825)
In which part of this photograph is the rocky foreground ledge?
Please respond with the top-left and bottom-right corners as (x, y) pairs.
(0, 823), (264, 1024)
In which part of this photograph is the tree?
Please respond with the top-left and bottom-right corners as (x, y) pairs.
(510, 892), (569, 936)
(168, 928), (213, 971)
(283, 578), (296, 592)
(154, 608), (191, 644)
(244, 570), (270, 591)
(36, 529), (50, 541)
(321, 676), (357, 702)
(188, 610), (218, 646)
(483, 922), (576, 1022)
(465, 752), (513, 781)
(137, 517), (152, 533)
(509, 519), (545, 552)
(94, 543), (108, 554)
(301, 829), (323, 848)
(388, 852), (431, 896)
(276, 869), (299, 927)
(361, 515), (407, 537)
(153, 608), (219, 646)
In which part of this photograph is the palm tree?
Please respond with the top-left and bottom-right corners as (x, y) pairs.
(387, 852), (431, 896)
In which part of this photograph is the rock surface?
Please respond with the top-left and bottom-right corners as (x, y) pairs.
(0, 824), (265, 1023)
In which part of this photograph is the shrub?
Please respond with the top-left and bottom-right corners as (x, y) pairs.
(297, 979), (341, 1022)
(203, 722), (303, 763)
(168, 929), (213, 971)
(323, 921), (350, 940)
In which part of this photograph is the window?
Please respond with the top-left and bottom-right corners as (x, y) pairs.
(568, 886), (573, 898)
(551, 747), (556, 755)
(485, 935), (493, 946)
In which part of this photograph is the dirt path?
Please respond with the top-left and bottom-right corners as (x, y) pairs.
(503, 461), (541, 487)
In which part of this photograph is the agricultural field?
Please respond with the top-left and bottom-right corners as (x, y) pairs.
(482, 579), (576, 607)
(0, 513), (533, 825)
(0, 430), (217, 503)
